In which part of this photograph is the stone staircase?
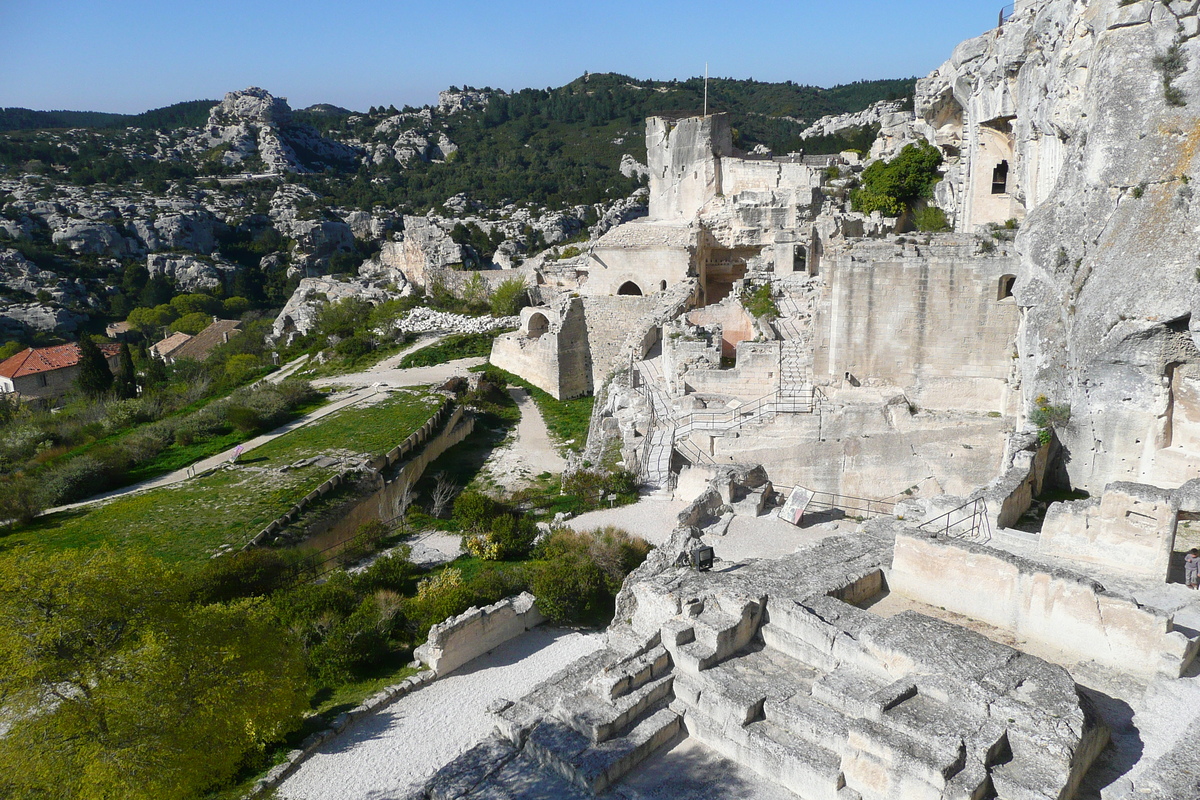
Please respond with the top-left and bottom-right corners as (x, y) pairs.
(495, 646), (683, 795)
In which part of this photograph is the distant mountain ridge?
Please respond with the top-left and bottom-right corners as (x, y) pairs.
(0, 100), (218, 132)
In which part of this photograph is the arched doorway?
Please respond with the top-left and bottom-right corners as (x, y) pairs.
(617, 281), (643, 296)
(997, 274), (1016, 301)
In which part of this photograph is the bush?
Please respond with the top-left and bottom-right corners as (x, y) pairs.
(225, 405), (264, 435)
(40, 447), (132, 506)
(334, 333), (375, 358)
(851, 141), (943, 216)
(405, 567), (473, 637)
(351, 546), (416, 595)
(490, 277), (528, 317)
(913, 205), (951, 232)
(741, 283), (779, 319)
(189, 548), (303, 604)
(308, 595), (393, 685)
(224, 353), (261, 384)
(0, 474), (43, 525)
(453, 490), (499, 533)
(531, 527), (649, 624)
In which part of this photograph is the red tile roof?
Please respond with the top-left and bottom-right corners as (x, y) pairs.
(0, 343), (122, 379)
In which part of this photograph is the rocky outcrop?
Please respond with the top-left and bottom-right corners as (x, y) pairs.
(437, 88), (495, 114)
(801, 100), (912, 141)
(201, 87), (361, 173)
(129, 211), (224, 254)
(269, 275), (401, 343)
(901, 0), (1200, 491)
(146, 253), (239, 292)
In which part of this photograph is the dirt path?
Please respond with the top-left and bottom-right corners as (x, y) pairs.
(277, 627), (604, 800)
(479, 387), (567, 492)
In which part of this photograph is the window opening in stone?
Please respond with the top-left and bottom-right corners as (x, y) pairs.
(660, 280), (667, 291)
(794, 245), (807, 273)
(998, 274), (1016, 301)
(526, 312), (549, 340)
(992, 161), (1009, 194)
(618, 281), (644, 296)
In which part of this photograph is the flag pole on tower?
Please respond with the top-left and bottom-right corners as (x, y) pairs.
(704, 63), (709, 117)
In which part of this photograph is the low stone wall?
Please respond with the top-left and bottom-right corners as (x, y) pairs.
(889, 532), (1198, 678)
(248, 667), (438, 798)
(1040, 482), (1178, 580)
(415, 592), (546, 676)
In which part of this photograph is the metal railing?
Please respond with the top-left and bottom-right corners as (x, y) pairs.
(674, 387), (824, 437)
(999, 3), (1015, 25)
(774, 485), (896, 522)
(917, 497), (992, 544)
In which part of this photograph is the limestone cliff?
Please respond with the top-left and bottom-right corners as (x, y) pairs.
(914, 0), (1200, 491)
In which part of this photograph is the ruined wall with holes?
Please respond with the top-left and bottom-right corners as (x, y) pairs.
(490, 297), (592, 399)
(813, 238), (1020, 413)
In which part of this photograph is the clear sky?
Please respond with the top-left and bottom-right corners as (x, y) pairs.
(1, 0), (1006, 114)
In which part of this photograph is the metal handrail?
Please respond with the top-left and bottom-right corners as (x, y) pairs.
(917, 497), (992, 544)
(999, 3), (1015, 25)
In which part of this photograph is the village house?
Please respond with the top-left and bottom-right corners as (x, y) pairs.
(0, 342), (122, 402)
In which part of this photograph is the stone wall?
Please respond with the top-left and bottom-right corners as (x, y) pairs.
(704, 403), (1008, 500)
(680, 340), (780, 400)
(414, 592), (546, 676)
(686, 300), (755, 357)
(581, 294), (658, 389)
(889, 532), (1198, 678)
(647, 114), (732, 220)
(490, 297), (592, 400)
(815, 239), (1019, 412)
(1040, 482), (1179, 580)
(585, 221), (697, 297)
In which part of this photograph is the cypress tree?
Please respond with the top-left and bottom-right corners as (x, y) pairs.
(76, 335), (113, 398)
(114, 342), (138, 399)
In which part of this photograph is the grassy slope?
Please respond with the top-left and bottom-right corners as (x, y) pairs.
(1, 391), (441, 562)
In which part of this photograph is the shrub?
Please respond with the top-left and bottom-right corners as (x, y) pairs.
(453, 490), (499, 533)
(913, 206), (951, 232)
(0, 474), (43, 525)
(224, 353), (261, 384)
(851, 141), (943, 216)
(531, 527), (650, 624)
(334, 333), (375, 358)
(225, 405), (264, 435)
(308, 596), (393, 685)
(405, 566), (473, 636)
(351, 546), (416, 594)
(741, 283), (779, 319)
(40, 448), (132, 506)
(490, 277), (528, 317)
(190, 548), (302, 604)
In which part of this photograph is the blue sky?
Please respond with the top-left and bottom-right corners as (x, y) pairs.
(2, 1), (1004, 113)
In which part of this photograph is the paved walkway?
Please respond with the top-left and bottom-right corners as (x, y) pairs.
(277, 628), (605, 800)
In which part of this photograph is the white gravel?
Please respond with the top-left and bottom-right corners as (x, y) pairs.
(277, 627), (604, 800)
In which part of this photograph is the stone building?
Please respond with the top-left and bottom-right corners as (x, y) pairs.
(0, 342), (121, 402)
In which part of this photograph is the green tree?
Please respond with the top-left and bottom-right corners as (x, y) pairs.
(126, 305), (176, 337)
(75, 335), (113, 398)
(169, 293), (222, 317)
(0, 549), (308, 800)
(113, 342), (138, 399)
(170, 311), (212, 335)
(851, 141), (944, 216)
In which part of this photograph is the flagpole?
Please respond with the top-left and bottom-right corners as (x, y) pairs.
(704, 63), (709, 117)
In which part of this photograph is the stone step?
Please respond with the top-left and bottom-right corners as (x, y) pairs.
(587, 645), (670, 701)
(554, 672), (674, 744)
(662, 599), (762, 673)
(763, 691), (851, 755)
(525, 706), (682, 795)
(685, 703), (851, 800)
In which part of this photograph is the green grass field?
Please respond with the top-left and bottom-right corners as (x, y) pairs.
(1, 391), (442, 563)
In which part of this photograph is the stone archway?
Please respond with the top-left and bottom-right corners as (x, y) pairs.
(525, 311), (550, 340)
(618, 281), (644, 296)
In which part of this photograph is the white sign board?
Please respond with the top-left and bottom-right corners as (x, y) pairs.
(778, 486), (814, 527)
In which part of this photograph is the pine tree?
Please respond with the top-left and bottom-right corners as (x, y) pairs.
(76, 335), (113, 398)
(113, 342), (137, 399)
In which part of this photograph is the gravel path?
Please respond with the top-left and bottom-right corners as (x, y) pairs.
(567, 497), (689, 546)
(314, 356), (486, 392)
(479, 387), (567, 492)
(277, 627), (604, 800)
